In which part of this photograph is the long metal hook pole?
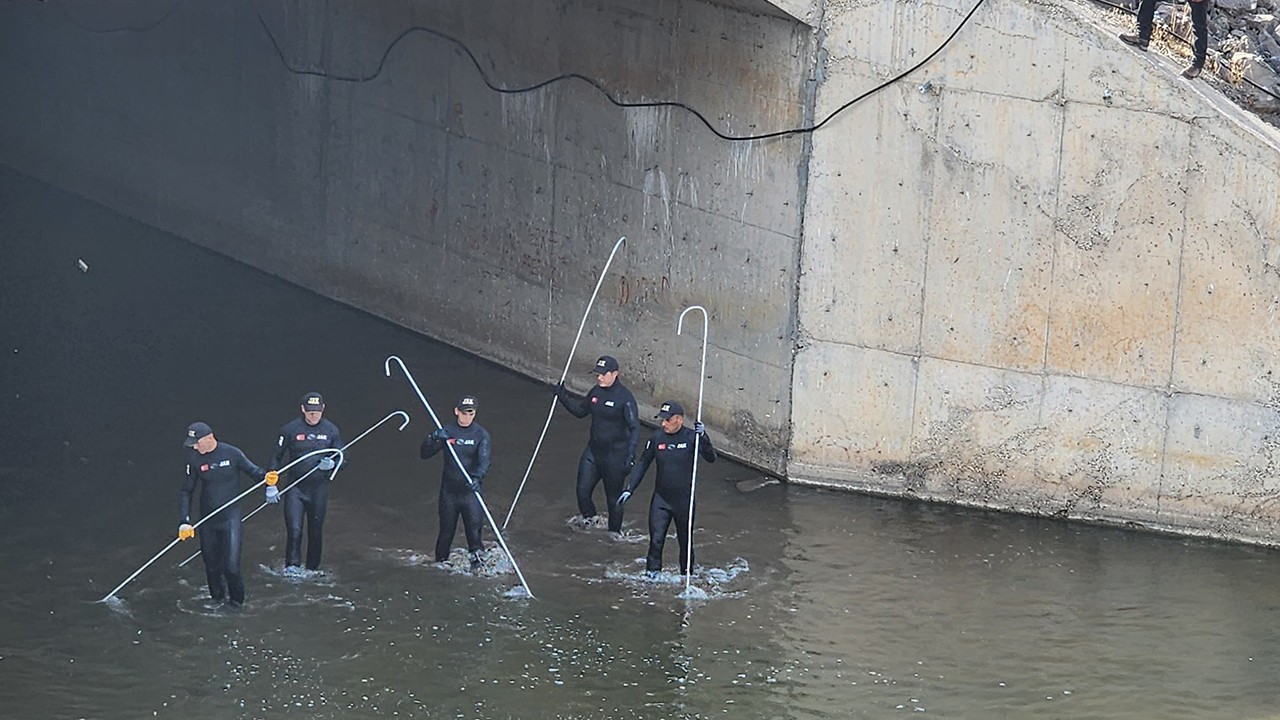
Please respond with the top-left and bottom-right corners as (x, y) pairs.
(676, 305), (708, 594)
(178, 411), (411, 568)
(99, 446), (345, 602)
(504, 236), (626, 529)
(384, 355), (535, 599)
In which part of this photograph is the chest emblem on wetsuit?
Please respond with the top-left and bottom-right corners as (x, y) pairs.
(200, 464), (210, 472)
(454, 438), (476, 446)
(604, 401), (615, 407)
(296, 434), (306, 441)
(675, 443), (687, 449)
(657, 444), (666, 450)
(315, 434), (329, 440)
(591, 397), (598, 404)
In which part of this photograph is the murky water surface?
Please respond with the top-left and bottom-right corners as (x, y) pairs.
(3, 169), (1280, 718)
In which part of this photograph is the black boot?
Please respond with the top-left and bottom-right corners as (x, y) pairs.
(1119, 33), (1149, 50)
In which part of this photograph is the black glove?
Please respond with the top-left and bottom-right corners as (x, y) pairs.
(693, 422), (705, 437)
(430, 427), (450, 442)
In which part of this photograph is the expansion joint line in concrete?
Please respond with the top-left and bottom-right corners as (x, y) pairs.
(1155, 124), (1198, 516)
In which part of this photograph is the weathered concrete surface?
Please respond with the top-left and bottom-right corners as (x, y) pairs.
(7, 0), (1280, 544)
(0, 0), (813, 474)
(795, 0), (1280, 543)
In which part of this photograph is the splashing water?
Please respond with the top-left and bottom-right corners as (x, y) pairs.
(100, 595), (130, 616)
(603, 557), (751, 600)
(502, 585), (532, 600)
(258, 563), (333, 585)
(565, 514), (609, 531)
(703, 557), (750, 584)
(610, 528), (647, 544)
(439, 546), (514, 577)
(676, 584), (710, 601)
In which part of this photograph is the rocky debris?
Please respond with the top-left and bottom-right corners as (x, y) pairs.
(1123, 0), (1280, 122)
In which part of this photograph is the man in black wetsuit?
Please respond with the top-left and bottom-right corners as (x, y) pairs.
(555, 355), (640, 533)
(179, 421), (277, 607)
(420, 395), (490, 572)
(618, 401), (716, 575)
(269, 392), (343, 572)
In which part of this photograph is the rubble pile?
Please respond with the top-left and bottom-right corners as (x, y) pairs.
(1136, 0), (1280, 118)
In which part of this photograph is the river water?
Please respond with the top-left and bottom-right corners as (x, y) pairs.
(2, 168), (1280, 719)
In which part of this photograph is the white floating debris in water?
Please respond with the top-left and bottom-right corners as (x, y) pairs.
(77, 258), (89, 273)
(736, 477), (779, 493)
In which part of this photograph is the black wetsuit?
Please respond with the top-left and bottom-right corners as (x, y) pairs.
(556, 381), (640, 531)
(180, 442), (268, 605)
(623, 426), (716, 573)
(420, 421), (490, 563)
(270, 417), (343, 570)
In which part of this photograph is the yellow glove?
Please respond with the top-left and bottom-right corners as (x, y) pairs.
(178, 524), (195, 541)
(265, 471), (279, 487)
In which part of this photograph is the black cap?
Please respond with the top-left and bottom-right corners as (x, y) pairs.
(591, 355), (619, 374)
(457, 395), (478, 412)
(655, 401), (685, 419)
(184, 421), (213, 447)
(301, 392), (325, 412)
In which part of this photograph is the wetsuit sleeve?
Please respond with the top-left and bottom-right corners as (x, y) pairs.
(698, 432), (717, 463)
(179, 462), (198, 524)
(420, 435), (445, 459)
(556, 384), (592, 418)
(624, 396), (640, 463)
(269, 429), (287, 470)
(235, 447), (268, 482)
(624, 435), (657, 494)
(474, 429), (491, 481)
(328, 423), (345, 469)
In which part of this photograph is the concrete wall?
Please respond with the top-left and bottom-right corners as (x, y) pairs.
(8, 0), (1280, 543)
(0, 0), (814, 474)
(794, 0), (1280, 543)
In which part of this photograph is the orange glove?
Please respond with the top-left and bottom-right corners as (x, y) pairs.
(178, 524), (195, 541)
(265, 471), (279, 487)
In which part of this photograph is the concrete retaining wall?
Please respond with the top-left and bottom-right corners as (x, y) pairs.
(0, 0), (814, 474)
(794, 0), (1280, 543)
(6, 0), (1280, 543)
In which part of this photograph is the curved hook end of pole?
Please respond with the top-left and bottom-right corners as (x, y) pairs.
(384, 354), (405, 377)
(393, 410), (411, 431)
(677, 305), (708, 335)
